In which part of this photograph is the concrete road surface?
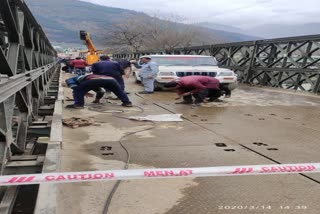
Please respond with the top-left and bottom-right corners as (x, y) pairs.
(58, 74), (320, 214)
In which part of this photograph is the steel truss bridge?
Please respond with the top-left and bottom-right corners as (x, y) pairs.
(114, 35), (320, 93)
(0, 0), (320, 213)
(0, 0), (61, 213)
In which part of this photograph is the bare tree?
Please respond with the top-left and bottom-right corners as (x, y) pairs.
(108, 15), (147, 52)
(142, 14), (198, 50)
(107, 13), (199, 52)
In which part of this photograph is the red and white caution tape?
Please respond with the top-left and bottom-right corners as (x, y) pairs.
(1, 163), (320, 186)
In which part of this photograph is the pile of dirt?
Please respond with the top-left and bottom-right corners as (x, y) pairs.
(63, 117), (101, 129)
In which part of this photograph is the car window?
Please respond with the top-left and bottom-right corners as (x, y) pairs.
(150, 57), (218, 66)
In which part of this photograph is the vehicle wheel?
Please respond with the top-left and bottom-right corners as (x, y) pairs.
(227, 82), (238, 91)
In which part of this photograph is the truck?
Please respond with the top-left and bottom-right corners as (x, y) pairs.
(133, 55), (238, 90)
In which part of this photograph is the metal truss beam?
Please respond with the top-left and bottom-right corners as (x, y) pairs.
(0, 0), (58, 178)
(114, 34), (320, 94)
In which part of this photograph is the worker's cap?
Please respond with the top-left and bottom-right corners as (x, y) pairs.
(163, 81), (178, 88)
(100, 55), (110, 60)
(140, 55), (152, 60)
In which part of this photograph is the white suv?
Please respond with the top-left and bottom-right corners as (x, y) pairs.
(133, 55), (238, 90)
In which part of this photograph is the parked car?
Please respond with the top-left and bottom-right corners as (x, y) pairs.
(133, 55), (238, 90)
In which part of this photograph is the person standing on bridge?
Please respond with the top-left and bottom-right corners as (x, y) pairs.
(131, 56), (159, 94)
(70, 57), (88, 75)
(163, 76), (231, 104)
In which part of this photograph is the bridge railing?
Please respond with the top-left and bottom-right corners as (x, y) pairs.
(113, 34), (320, 93)
(0, 0), (59, 175)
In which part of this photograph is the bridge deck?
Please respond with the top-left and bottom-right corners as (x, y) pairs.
(57, 73), (320, 214)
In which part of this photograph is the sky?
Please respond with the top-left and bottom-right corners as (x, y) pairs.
(81, 0), (320, 29)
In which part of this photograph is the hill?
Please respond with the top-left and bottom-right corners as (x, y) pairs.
(25, 0), (258, 50)
(25, 0), (146, 45)
(247, 23), (320, 39)
(196, 22), (261, 41)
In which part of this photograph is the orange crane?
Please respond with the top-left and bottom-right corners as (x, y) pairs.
(79, 30), (103, 65)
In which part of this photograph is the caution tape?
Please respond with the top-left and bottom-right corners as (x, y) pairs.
(1, 163), (320, 186)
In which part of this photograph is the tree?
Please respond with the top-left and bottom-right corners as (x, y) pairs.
(143, 14), (197, 50)
(107, 14), (199, 52)
(108, 16), (146, 52)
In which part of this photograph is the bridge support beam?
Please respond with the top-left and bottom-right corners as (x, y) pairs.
(114, 35), (320, 94)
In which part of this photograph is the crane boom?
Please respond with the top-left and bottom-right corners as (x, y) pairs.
(79, 30), (99, 65)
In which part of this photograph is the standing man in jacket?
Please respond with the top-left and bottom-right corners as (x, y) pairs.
(164, 75), (231, 104)
(91, 55), (126, 91)
(70, 57), (88, 75)
(131, 56), (159, 94)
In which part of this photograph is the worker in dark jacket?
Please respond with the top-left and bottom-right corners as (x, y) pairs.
(91, 56), (126, 91)
(65, 74), (132, 109)
(164, 76), (231, 104)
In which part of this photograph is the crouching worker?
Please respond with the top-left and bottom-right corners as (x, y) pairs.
(65, 75), (133, 109)
(163, 76), (231, 105)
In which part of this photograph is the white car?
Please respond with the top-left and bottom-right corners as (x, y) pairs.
(133, 55), (238, 90)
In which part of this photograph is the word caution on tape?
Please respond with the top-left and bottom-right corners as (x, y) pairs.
(1, 163), (319, 186)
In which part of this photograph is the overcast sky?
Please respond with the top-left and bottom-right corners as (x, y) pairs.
(81, 0), (319, 28)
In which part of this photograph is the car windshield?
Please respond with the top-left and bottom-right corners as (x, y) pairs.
(150, 56), (218, 66)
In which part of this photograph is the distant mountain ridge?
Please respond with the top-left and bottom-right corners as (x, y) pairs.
(196, 22), (246, 34)
(25, 0), (260, 48)
(246, 23), (320, 39)
(26, 0), (148, 45)
(195, 22), (261, 41)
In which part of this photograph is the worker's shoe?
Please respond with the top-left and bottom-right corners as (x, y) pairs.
(175, 101), (193, 105)
(208, 98), (223, 103)
(122, 102), (133, 107)
(65, 104), (84, 109)
(138, 91), (154, 94)
(195, 101), (205, 105)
